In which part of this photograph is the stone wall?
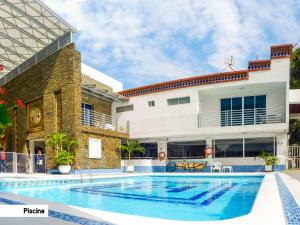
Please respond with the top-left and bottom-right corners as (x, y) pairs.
(4, 43), (81, 169)
(82, 92), (112, 115)
(78, 126), (128, 168)
(3, 43), (127, 170)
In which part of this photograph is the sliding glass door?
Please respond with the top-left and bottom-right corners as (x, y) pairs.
(221, 95), (266, 126)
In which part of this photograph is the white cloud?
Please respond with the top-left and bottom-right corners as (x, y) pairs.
(42, 0), (300, 88)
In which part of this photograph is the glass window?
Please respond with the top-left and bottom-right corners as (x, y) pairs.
(179, 97), (190, 104)
(167, 141), (206, 159)
(116, 106), (124, 113)
(232, 97), (242, 126)
(116, 105), (134, 113)
(244, 137), (275, 157)
(121, 143), (157, 159)
(167, 98), (178, 106)
(148, 101), (155, 107)
(167, 97), (190, 106)
(125, 105), (134, 111)
(81, 103), (93, 126)
(221, 98), (231, 126)
(255, 95), (266, 124)
(244, 96), (254, 125)
(215, 139), (243, 157)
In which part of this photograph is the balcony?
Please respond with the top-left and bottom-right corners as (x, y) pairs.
(199, 108), (285, 127)
(81, 109), (129, 133)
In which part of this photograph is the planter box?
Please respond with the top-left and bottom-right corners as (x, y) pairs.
(126, 165), (135, 172)
(58, 165), (71, 174)
(265, 165), (273, 172)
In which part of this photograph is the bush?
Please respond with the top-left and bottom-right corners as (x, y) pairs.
(255, 151), (279, 166)
(54, 150), (75, 166)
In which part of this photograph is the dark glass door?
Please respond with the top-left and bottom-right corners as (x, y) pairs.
(255, 95), (266, 124)
(232, 97), (242, 126)
(244, 96), (254, 125)
(221, 98), (231, 126)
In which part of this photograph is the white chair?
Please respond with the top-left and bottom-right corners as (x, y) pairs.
(222, 166), (233, 173)
(210, 162), (222, 173)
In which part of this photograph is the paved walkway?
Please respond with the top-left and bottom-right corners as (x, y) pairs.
(0, 192), (115, 225)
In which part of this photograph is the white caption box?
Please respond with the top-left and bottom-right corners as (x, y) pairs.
(0, 205), (48, 217)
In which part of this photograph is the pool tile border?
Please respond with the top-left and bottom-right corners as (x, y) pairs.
(0, 197), (113, 225)
(275, 174), (300, 225)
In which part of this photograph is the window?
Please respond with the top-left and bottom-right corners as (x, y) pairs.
(167, 141), (206, 159)
(148, 101), (155, 107)
(244, 137), (275, 157)
(116, 104), (134, 113)
(215, 139), (243, 157)
(81, 103), (93, 126)
(167, 97), (190, 106)
(121, 143), (158, 159)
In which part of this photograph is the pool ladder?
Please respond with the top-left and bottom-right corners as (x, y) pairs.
(74, 162), (93, 189)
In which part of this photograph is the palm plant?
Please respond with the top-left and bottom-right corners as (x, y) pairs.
(46, 132), (67, 155)
(255, 150), (279, 166)
(118, 140), (144, 165)
(46, 132), (77, 166)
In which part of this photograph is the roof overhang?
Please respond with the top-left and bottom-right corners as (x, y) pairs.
(0, 0), (76, 85)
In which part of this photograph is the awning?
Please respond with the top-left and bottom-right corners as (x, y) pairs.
(0, 0), (76, 85)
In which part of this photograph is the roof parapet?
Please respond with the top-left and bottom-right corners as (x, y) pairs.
(271, 44), (293, 59)
(248, 59), (271, 71)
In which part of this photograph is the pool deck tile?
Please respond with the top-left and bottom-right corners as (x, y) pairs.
(276, 173), (300, 225)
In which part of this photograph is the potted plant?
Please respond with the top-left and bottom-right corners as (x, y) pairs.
(54, 150), (75, 174)
(118, 140), (144, 172)
(255, 150), (279, 172)
(46, 132), (77, 174)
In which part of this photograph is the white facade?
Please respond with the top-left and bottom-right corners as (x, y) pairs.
(114, 48), (291, 169)
(81, 63), (123, 92)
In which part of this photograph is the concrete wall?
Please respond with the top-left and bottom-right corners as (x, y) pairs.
(113, 57), (290, 140)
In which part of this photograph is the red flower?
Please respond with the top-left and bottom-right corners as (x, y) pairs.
(0, 100), (6, 105)
(0, 87), (5, 94)
(16, 99), (24, 109)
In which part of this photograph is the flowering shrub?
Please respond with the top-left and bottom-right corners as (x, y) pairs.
(0, 87), (24, 141)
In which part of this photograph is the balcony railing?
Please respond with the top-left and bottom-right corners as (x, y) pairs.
(199, 107), (285, 127)
(81, 109), (129, 133)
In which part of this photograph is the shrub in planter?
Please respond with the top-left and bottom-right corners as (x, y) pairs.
(118, 140), (144, 172)
(255, 151), (279, 172)
(46, 132), (77, 174)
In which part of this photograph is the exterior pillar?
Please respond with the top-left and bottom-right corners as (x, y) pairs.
(13, 152), (17, 173)
(276, 134), (288, 166)
(157, 140), (168, 159)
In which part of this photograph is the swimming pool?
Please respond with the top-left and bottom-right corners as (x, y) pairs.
(0, 175), (264, 221)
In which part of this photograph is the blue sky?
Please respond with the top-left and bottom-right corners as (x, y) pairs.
(43, 0), (300, 89)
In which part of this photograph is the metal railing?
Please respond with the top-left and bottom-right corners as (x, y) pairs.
(288, 145), (300, 169)
(81, 109), (129, 133)
(0, 152), (46, 173)
(0, 31), (72, 86)
(199, 107), (285, 127)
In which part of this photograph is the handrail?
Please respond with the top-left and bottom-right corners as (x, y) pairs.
(199, 107), (285, 127)
(81, 109), (129, 133)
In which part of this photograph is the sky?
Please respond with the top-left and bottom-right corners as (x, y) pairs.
(42, 0), (300, 89)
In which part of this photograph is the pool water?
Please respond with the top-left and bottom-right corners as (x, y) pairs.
(1, 175), (264, 221)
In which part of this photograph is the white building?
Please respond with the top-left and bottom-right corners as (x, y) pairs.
(113, 44), (294, 172)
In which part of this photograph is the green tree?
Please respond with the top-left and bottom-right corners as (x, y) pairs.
(289, 119), (300, 145)
(118, 140), (145, 165)
(290, 47), (300, 89)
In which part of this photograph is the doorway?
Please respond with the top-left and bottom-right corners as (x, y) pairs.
(29, 139), (46, 173)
